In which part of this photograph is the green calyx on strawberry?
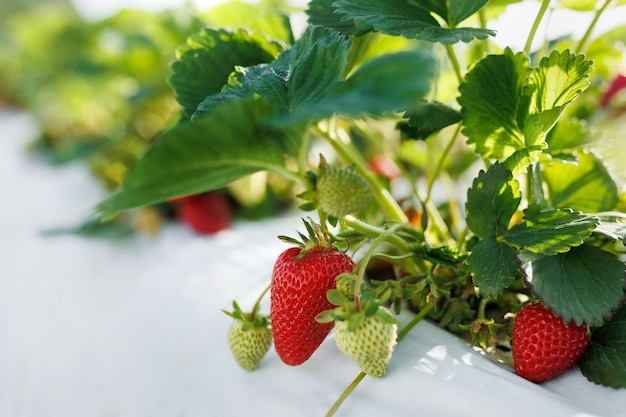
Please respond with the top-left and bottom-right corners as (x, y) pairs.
(223, 300), (272, 371)
(270, 219), (356, 366)
(314, 155), (373, 218)
(512, 300), (589, 383)
(319, 294), (398, 378)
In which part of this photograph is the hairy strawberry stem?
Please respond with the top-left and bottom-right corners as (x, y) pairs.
(325, 305), (433, 417)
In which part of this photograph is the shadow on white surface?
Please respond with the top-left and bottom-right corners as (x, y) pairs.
(1, 109), (625, 417)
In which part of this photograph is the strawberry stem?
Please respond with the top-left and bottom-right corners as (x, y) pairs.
(524, 0), (552, 56)
(249, 284), (271, 323)
(575, 0), (612, 54)
(324, 372), (367, 417)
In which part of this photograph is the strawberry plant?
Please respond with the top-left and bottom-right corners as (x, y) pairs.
(95, 0), (626, 414)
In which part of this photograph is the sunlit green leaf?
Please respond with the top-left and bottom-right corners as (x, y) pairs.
(528, 49), (593, 134)
(97, 99), (301, 218)
(519, 245), (625, 325)
(503, 209), (599, 255)
(466, 162), (521, 238)
(169, 28), (283, 118)
(458, 49), (530, 160)
(543, 150), (619, 213)
(468, 237), (519, 297)
(334, 0), (496, 44)
(560, 0), (599, 11)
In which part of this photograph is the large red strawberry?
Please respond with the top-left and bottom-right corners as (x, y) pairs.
(512, 300), (589, 383)
(270, 225), (355, 366)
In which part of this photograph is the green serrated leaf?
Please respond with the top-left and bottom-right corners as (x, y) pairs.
(528, 49), (593, 133)
(397, 100), (462, 140)
(466, 162), (521, 238)
(97, 99), (300, 218)
(315, 310), (336, 323)
(458, 49), (530, 160)
(194, 25), (351, 119)
(334, 0), (496, 44)
(467, 237), (519, 297)
(519, 245), (625, 325)
(579, 320), (626, 388)
(543, 150), (619, 213)
(306, 0), (366, 36)
(169, 28), (283, 119)
(503, 209), (599, 255)
(281, 50), (437, 124)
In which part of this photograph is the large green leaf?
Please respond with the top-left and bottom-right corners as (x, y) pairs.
(458, 49), (530, 160)
(458, 49), (592, 169)
(543, 151), (619, 213)
(334, 0), (496, 44)
(281, 50), (436, 123)
(465, 162), (521, 239)
(503, 209), (599, 255)
(467, 237), (519, 297)
(97, 99), (301, 218)
(579, 306), (626, 388)
(519, 245), (625, 325)
(194, 25), (351, 118)
(169, 28), (284, 119)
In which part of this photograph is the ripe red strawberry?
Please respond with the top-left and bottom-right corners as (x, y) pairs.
(512, 301), (589, 383)
(270, 231), (355, 366)
(171, 191), (231, 234)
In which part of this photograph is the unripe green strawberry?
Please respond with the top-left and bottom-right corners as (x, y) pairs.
(512, 300), (589, 382)
(227, 319), (273, 371)
(224, 300), (272, 371)
(317, 164), (372, 218)
(333, 307), (398, 377)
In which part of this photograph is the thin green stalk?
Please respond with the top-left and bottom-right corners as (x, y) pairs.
(352, 223), (404, 305)
(575, 0), (613, 54)
(425, 123), (462, 205)
(325, 305), (433, 417)
(324, 372), (366, 417)
(524, 0), (552, 56)
(445, 45), (464, 84)
(249, 284), (271, 322)
(341, 215), (410, 253)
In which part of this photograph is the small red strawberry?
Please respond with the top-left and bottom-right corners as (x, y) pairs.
(171, 191), (231, 234)
(512, 300), (589, 383)
(270, 221), (355, 366)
